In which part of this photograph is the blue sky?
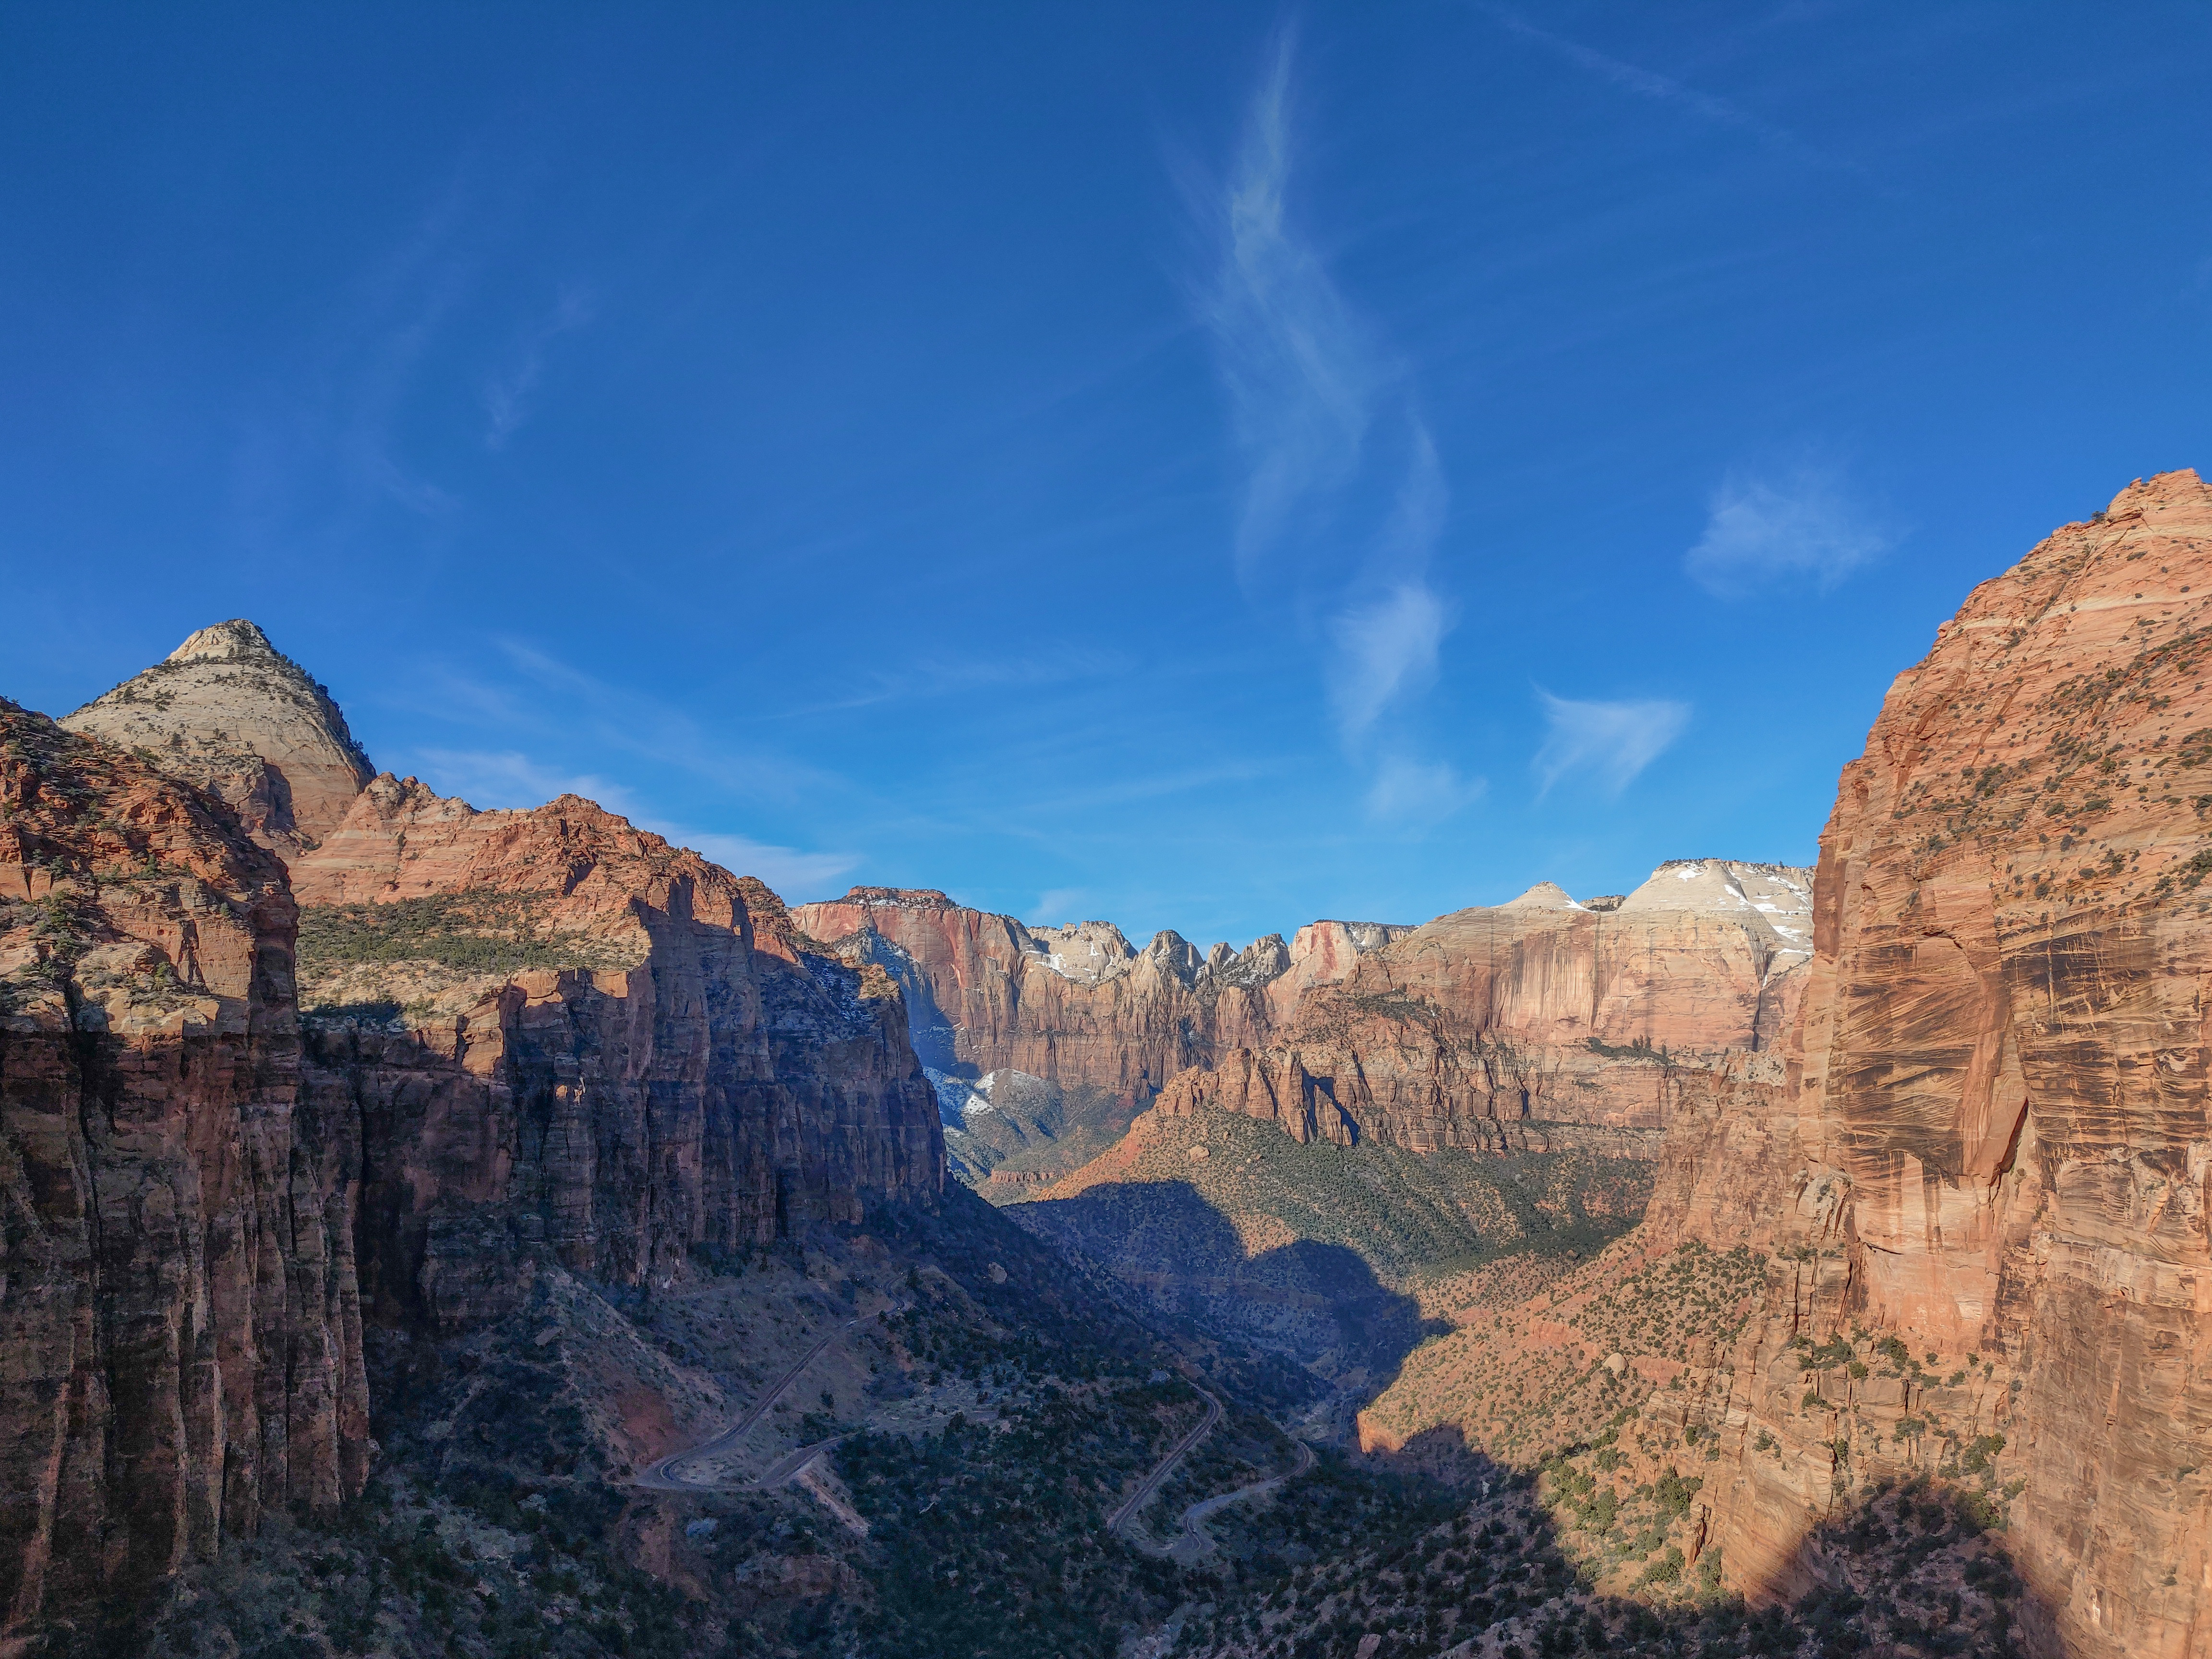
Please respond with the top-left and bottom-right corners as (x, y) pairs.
(4, 5), (2209, 947)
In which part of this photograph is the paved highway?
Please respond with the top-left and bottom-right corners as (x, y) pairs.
(1106, 1384), (1224, 1534)
(634, 1303), (896, 1493)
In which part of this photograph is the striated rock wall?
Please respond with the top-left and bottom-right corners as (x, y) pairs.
(1150, 860), (1812, 1149)
(1613, 471), (2212, 1659)
(60, 621), (374, 857)
(792, 887), (1414, 1104)
(6, 627), (948, 1637)
(292, 778), (945, 1331)
(1654, 471), (2212, 1659)
(0, 703), (370, 1641)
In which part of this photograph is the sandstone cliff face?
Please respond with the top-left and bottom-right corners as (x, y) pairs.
(792, 888), (1413, 1107)
(291, 778), (944, 1330)
(1658, 470), (2212, 1659)
(1355, 472), (2212, 1659)
(0, 702), (370, 1640)
(60, 621), (375, 857)
(1151, 859), (1811, 1150)
(6, 628), (948, 1636)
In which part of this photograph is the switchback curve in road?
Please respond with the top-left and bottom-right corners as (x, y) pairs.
(1106, 1385), (1223, 1534)
(1177, 1433), (1314, 1548)
(634, 1302), (898, 1493)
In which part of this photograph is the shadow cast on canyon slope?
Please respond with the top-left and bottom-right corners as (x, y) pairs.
(1347, 1421), (2061, 1657)
(1010, 1179), (1448, 1407)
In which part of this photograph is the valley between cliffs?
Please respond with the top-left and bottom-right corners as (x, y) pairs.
(6, 474), (2212, 1659)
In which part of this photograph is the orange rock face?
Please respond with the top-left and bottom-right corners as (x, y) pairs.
(1151, 861), (1811, 1149)
(792, 888), (1411, 1102)
(0, 702), (371, 1639)
(290, 778), (945, 1328)
(1657, 469), (2212, 1659)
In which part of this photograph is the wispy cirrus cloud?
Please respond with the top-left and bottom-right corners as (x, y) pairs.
(408, 745), (639, 813)
(669, 831), (860, 898)
(1200, 29), (1476, 827)
(1205, 33), (1387, 586)
(1684, 461), (1893, 598)
(1533, 692), (1690, 797)
(1481, 6), (1857, 178)
(484, 285), (594, 449)
(1364, 754), (1487, 827)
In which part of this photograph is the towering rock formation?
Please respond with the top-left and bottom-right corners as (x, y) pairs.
(1149, 858), (1811, 1149)
(60, 620), (374, 856)
(0, 702), (370, 1634)
(791, 887), (1414, 1103)
(1357, 471), (2212, 1659)
(3, 627), (944, 1636)
(291, 776), (942, 1328)
(1659, 469), (2212, 1659)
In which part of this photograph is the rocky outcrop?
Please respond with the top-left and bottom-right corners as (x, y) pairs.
(792, 888), (1414, 1106)
(1354, 471), (2212, 1659)
(5, 629), (948, 1637)
(0, 702), (370, 1640)
(292, 778), (944, 1329)
(1651, 469), (2212, 1659)
(60, 621), (374, 857)
(1150, 859), (1811, 1149)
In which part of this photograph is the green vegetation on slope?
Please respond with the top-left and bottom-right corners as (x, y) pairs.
(297, 890), (637, 981)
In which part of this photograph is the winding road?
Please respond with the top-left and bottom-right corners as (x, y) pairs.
(1174, 1433), (1315, 1547)
(1106, 1385), (1224, 1533)
(634, 1303), (897, 1493)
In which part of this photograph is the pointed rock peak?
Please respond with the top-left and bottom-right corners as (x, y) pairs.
(61, 619), (373, 858)
(168, 618), (281, 664)
(1500, 880), (1581, 910)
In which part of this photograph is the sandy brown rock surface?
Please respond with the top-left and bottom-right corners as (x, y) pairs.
(1150, 859), (1810, 1150)
(59, 620), (374, 857)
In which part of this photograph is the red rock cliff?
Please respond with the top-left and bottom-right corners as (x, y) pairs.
(1649, 470), (2212, 1659)
(0, 703), (371, 1641)
(292, 777), (945, 1330)
(1150, 861), (1811, 1149)
(792, 888), (1414, 1101)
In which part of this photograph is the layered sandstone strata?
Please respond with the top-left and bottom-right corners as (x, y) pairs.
(1670, 469), (2212, 1659)
(792, 887), (1415, 1103)
(1150, 859), (1811, 1148)
(60, 620), (374, 856)
(5, 629), (948, 1636)
(0, 702), (370, 1638)
(1358, 471), (2212, 1659)
(291, 777), (943, 1328)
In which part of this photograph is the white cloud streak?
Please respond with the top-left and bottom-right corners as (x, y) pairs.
(484, 285), (594, 449)
(1482, 6), (1854, 177)
(1331, 581), (1451, 741)
(1364, 754), (1486, 827)
(1206, 31), (1386, 584)
(1684, 463), (1892, 597)
(1533, 693), (1690, 797)
(664, 831), (861, 900)
(1202, 32), (1475, 827)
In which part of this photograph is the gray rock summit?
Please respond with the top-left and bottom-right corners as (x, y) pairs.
(60, 619), (374, 854)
